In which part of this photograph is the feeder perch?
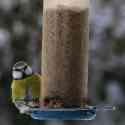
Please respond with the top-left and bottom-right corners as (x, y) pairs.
(23, 106), (115, 120)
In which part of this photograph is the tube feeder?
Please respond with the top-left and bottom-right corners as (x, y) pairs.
(15, 0), (116, 120)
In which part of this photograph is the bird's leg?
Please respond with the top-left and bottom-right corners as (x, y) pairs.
(27, 98), (40, 108)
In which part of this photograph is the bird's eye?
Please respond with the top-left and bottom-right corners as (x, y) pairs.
(25, 66), (32, 75)
(12, 71), (23, 80)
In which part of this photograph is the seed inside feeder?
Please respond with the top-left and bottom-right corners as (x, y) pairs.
(41, 1), (89, 108)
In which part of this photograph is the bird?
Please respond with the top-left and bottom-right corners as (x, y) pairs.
(11, 61), (41, 112)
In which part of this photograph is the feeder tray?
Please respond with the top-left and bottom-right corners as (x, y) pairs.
(26, 106), (115, 120)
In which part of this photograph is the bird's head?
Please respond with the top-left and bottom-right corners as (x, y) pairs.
(12, 61), (33, 80)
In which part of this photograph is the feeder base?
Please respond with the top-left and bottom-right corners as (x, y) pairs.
(28, 107), (96, 120)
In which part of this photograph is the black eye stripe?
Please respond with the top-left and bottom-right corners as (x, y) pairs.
(14, 69), (21, 72)
(24, 65), (28, 70)
(13, 65), (28, 72)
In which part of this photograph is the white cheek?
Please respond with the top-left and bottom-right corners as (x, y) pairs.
(25, 66), (32, 75)
(12, 71), (22, 79)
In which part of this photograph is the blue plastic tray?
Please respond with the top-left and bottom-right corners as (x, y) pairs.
(29, 108), (96, 120)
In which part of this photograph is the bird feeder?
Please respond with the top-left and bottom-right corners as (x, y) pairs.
(41, 0), (89, 109)
(18, 0), (116, 120)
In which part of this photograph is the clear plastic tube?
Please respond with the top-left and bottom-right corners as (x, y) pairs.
(41, 0), (89, 108)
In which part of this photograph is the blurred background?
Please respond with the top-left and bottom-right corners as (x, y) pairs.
(0, 0), (125, 125)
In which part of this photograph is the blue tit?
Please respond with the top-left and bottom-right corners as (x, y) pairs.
(11, 61), (41, 108)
